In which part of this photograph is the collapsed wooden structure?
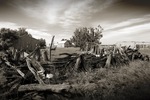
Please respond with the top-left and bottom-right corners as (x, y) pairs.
(0, 42), (149, 99)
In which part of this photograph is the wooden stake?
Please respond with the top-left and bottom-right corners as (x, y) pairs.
(49, 36), (55, 62)
(105, 53), (112, 68)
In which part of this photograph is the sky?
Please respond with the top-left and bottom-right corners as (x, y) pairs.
(0, 0), (150, 45)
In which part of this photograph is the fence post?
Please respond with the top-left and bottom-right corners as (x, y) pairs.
(49, 36), (55, 62)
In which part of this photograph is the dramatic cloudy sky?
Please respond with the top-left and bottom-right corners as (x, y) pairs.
(0, 0), (150, 45)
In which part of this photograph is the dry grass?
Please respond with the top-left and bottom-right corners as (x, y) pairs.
(64, 61), (150, 100)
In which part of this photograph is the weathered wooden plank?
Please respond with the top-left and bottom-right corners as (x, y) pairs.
(26, 57), (45, 85)
(49, 36), (55, 62)
(5, 61), (25, 78)
(105, 53), (112, 68)
(18, 84), (71, 93)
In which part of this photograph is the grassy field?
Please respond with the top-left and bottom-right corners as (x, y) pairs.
(63, 61), (150, 100)
(49, 48), (150, 100)
(140, 48), (150, 56)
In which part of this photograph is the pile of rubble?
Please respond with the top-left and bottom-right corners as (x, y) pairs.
(0, 46), (56, 99)
(0, 45), (149, 100)
(55, 46), (149, 73)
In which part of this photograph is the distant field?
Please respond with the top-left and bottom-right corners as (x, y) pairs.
(47, 47), (150, 61)
(140, 48), (150, 56)
(49, 47), (150, 57)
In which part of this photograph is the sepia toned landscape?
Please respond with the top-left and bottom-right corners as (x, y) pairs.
(0, 0), (150, 100)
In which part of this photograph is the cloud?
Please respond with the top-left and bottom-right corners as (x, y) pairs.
(120, 0), (150, 6)
(0, 0), (150, 44)
(0, 22), (21, 29)
(58, 0), (94, 29)
(101, 20), (150, 44)
(105, 15), (150, 31)
(7, 0), (117, 30)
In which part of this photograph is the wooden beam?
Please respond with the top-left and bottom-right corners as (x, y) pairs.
(17, 83), (97, 94)
(26, 57), (45, 85)
(49, 36), (55, 62)
(18, 84), (71, 93)
(5, 61), (25, 78)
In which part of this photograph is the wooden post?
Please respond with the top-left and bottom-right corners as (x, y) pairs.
(105, 53), (112, 68)
(132, 53), (135, 61)
(49, 36), (55, 62)
(113, 47), (116, 56)
(75, 54), (86, 72)
(86, 42), (88, 53)
(42, 50), (49, 62)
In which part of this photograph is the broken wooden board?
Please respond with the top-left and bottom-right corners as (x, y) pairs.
(5, 60), (25, 78)
(18, 84), (71, 93)
(26, 57), (45, 85)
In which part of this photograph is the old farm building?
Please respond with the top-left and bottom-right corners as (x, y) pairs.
(57, 39), (73, 48)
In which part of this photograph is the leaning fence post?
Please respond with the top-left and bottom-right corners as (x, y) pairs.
(49, 36), (55, 62)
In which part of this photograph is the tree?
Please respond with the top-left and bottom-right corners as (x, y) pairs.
(38, 38), (46, 48)
(0, 28), (45, 50)
(17, 28), (28, 36)
(70, 25), (103, 50)
(0, 28), (19, 41)
(0, 28), (19, 50)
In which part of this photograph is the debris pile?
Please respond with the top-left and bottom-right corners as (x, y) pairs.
(0, 44), (149, 100)
(54, 46), (149, 73)
(0, 28), (149, 100)
(0, 46), (57, 99)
